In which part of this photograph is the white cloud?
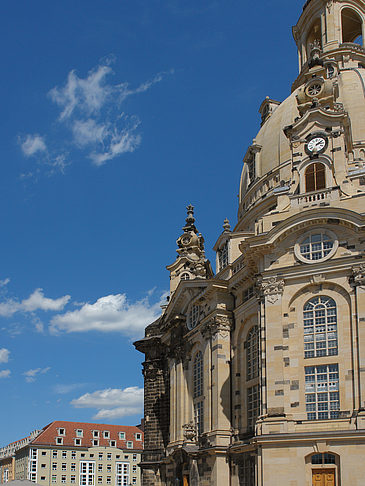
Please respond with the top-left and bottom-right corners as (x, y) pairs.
(0, 278), (10, 287)
(20, 135), (47, 157)
(72, 119), (109, 147)
(50, 292), (164, 337)
(24, 366), (51, 383)
(22, 288), (71, 312)
(71, 386), (143, 420)
(0, 370), (11, 379)
(0, 288), (71, 317)
(0, 348), (10, 363)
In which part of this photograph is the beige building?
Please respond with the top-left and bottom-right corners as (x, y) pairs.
(0, 421), (143, 486)
(0, 431), (41, 483)
(134, 0), (365, 485)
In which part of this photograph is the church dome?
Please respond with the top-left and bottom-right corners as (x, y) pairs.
(237, 0), (365, 231)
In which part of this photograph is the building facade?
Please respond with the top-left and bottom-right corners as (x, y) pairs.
(0, 431), (41, 483)
(134, 0), (365, 485)
(0, 421), (143, 486)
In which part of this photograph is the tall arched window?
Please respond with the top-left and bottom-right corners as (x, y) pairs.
(305, 163), (326, 192)
(246, 326), (259, 381)
(246, 326), (260, 432)
(193, 351), (204, 435)
(342, 8), (363, 45)
(303, 296), (338, 358)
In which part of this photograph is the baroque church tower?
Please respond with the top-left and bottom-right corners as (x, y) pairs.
(135, 1), (365, 485)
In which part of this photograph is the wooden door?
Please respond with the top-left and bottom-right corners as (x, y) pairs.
(312, 469), (335, 486)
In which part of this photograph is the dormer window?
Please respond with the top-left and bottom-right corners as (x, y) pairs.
(74, 438), (81, 446)
(75, 429), (83, 438)
(92, 439), (99, 446)
(58, 428), (65, 436)
(180, 273), (190, 281)
(118, 432), (125, 440)
(218, 241), (229, 271)
(56, 438), (63, 445)
(135, 433), (142, 441)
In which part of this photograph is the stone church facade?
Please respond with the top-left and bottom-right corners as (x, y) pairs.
(134, 0), (365, 484)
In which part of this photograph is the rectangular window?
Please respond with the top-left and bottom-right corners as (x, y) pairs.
(71, 463), (76, 472)
(98, 453), (103, 460)
(58, 428), (65, 436)
(305, 364), (340, 420)
(98, 477), (102, 484)
(41, 464), (46, 468)
(115, 462), (129, 486)
(103, 431), (110, 439)
(56, 438), (63, 445)
(135, 433), (142, 441)
(62, 451), (67, 458)
(106, 476), (111, 484)
(61, 475), (66, 483)
(93, 439), (99, 446)
(106, 464), (112, 473)
(52, 450), (58, 458)
(71, 451), (76, 459)
(74, 438), (81, 446)
(30, 473), (37, 483)
(41, 476), (46, 481)
(194, 401), (204, 435)
(132, 478), (137, 485)
(126, 441), (133, 449)
(31, 449), (37, 459)
(52, 463), (57, 471)
(109, 440), (116, 447)
(107, 453), (112, 461)
(93, 430), (99, 438)
(42, 451), (47, 456)
(52, 476), (56, 483)
(79, 461), (95, 486)
(76, 429), (83, 437)
(70, 475), (76, 484)
(118, 432), (125, 440)
(98, 464), (103, 472)
(218, 242), (229, 271)
(132, 465), (137, 473)
(61, 463), (66, 471)
(132, 454), (137, 462)
(247, 385), (260, 431)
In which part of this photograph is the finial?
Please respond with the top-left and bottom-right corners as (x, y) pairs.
(183, 204), (197, 233)
(223, 218), (231, 233)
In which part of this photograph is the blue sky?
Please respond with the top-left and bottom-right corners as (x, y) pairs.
(0, 0), (303, 446)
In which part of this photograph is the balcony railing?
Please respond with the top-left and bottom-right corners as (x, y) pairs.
(290, 187), (340, 208)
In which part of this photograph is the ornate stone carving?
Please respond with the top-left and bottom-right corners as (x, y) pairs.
(143, 360), (165, 380)
(351, 264), (365, 287)
(258, 276), (285, 304)
(182, 421), (196, 442)
(201, 315), (232, 339)
(310, 274), (326, 284)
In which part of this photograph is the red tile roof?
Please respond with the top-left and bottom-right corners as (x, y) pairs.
(31, 421), (143, 451)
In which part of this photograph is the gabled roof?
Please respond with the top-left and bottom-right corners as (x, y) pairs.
(31, 421), (143, 450)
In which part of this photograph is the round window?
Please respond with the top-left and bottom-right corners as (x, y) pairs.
(305, 80), (323, 97)
(295, 230), (338, 264)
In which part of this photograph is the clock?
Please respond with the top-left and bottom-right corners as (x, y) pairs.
(305, 133), (328, 156)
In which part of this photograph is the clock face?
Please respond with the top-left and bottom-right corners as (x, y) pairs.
(305, 134), (328, 155)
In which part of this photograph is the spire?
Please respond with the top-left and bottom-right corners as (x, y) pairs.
(182, 204), (198, 234)
(166, 205), (213, 294)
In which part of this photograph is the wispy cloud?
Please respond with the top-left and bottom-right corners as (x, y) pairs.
(20, 134), (47, 157)
(0, 278), (10, 287)
(0, 370), (11, 379)
(0, 348), (10, 363)
(50, 291), (165, 338)
(23, 366), (51, 383)
(0, 288), (70, 317)
(18, 59), (173, 176)
(53, 383), (88, 395)
(71, 386), (143, 420)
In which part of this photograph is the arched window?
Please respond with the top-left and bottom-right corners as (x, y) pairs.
(306, 18), (322, 58)
(246, 326), (259, 381)
(303, 296), (338, 358)
(311, 453), (336, 465)
(193, 352), (204, 435)
(342, 8), (363, 45)
(181, 273), (190, 281)
(305, 162), (326, 192)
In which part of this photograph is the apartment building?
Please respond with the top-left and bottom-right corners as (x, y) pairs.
(0, 431), (41, 483)
(1, 421), (143, 486)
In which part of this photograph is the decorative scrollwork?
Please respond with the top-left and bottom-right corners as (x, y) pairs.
(258, 276), (285, 304)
